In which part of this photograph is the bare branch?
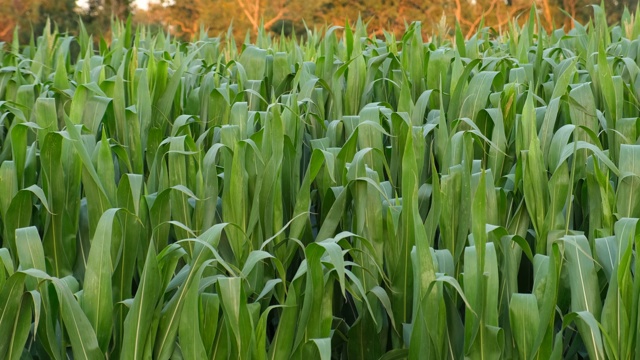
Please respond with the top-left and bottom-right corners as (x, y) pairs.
(254, 0), (260, 28)
(495, 5), (529, 29)
(263, 7), (287, 30)
(454, 0), (475, 28)
(237, 0), (259, 29)
(540, 0), (554, 32)
(172, 18), (198, 37)
(465, 0), (499, 38)
(0, 23), (14, 39)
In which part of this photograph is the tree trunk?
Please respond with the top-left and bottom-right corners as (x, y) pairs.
(540, 0), (554, 32)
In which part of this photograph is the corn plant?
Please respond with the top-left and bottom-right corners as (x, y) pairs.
(1, 5), (640, 359)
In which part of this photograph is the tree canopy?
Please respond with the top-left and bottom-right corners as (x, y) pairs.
(0, 0), (637, 43)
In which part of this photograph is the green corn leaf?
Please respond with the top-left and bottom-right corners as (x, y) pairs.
(82, 208), (123, 352)
(121, 240), (162, 360)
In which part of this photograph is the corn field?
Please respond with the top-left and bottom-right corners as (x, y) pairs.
(1, 5), (640, 359)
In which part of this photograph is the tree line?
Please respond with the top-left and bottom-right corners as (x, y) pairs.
(0, 0), (637, 44)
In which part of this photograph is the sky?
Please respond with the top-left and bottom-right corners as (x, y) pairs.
(76, 0), (152, 11)
(133, 0), (150, 10)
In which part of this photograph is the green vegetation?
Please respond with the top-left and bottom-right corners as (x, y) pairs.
(1, 5), (640, 359)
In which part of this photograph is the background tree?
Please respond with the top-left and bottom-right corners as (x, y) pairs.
(38, 0), (78, 34)
(80, 0), (132, 38)
(150, 0), (333, 40)
(0, 0), (134, 43)
(235, 0), (289, 31)
(147, 0), (205, 38)
(0, 0), (40, 42)
(0, 0), (638, 44)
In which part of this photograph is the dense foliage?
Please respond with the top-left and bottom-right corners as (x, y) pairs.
(0, 0), (636, 43)
(1, 6), (640, 359)
(0, 0), (129, 43)
(149, 0), (637, 40)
